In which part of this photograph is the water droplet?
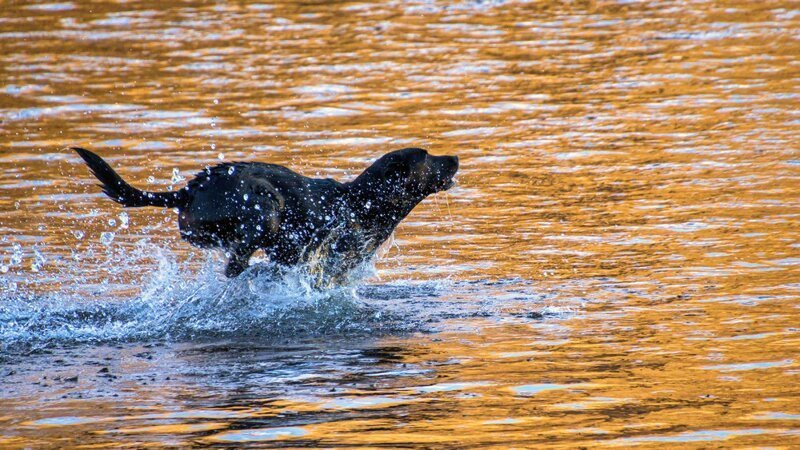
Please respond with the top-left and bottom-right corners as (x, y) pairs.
(147, 176), (155, 184)
(10, 244), (23, 265)
(171, 168), (185, 184)
(30, 249), (45, 272)
(0, 265), (8, 273)
(100, 232), (115, 246)
(108, 219), (116, 227)
(213, 98), (219, 104)
(243, 194), (249, 201)
(72, 230), (85, 240)
(228, 166), (235, 175)
(218, 153), (224, 160)
(119, 212), (129, 229)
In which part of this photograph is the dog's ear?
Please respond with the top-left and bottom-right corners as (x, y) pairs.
(378, 155), (411, 180)
(408, 149), (427, 165)
(386, 150), (425, 177)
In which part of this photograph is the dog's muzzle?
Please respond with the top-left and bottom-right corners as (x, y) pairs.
(430, 155), (459, 192)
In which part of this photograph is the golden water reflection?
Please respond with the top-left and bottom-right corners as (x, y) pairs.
(1, 0), (799, 447)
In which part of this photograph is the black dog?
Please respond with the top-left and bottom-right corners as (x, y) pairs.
(74, 147), (458, 285)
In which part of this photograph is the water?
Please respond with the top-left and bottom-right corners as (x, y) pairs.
(1, 0), (799, 447)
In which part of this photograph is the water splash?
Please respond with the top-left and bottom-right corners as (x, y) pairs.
(0, 237), (567, 355)
(0, 252), (403, 354)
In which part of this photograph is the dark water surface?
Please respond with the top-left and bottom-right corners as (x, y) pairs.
(1, 0), (799, 447)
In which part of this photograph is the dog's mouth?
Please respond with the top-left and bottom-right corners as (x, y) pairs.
(441, 176), (456, 191)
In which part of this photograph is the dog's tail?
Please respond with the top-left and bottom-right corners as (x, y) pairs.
(73, 147), (187, 208)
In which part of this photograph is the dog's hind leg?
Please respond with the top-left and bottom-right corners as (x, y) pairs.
(224, 245), (257, 278)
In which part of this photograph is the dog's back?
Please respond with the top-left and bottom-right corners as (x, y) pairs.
(179, 162), (346, 255)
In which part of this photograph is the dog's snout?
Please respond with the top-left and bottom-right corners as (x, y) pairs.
(442, 155), (459, 174)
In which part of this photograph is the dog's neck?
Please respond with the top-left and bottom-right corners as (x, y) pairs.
(342, 174), (425, 244)
(297, 175), (425, 285)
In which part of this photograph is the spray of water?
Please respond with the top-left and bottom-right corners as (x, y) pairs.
(0, 238), (420, 354)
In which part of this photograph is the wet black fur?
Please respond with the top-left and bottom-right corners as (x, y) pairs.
(73, 147), (459, 284)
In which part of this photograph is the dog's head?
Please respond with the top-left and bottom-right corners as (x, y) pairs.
(347, 147), (459, 226)
(361, 147), (459, 197)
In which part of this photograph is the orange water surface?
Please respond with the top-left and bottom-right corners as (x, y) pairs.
(1, 0), (799, 448)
